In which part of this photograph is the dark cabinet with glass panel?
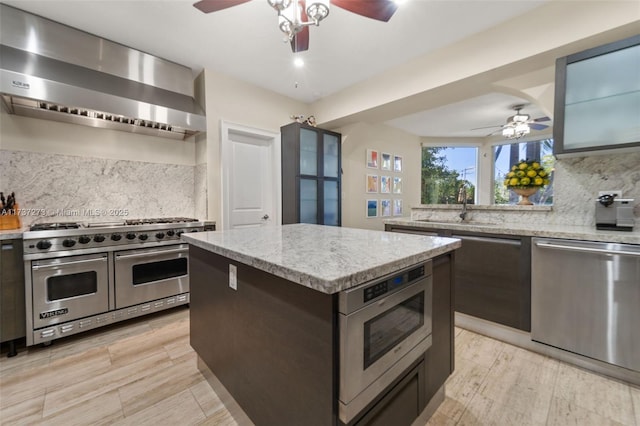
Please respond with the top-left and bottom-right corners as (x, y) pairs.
(281, 122), (342, 226)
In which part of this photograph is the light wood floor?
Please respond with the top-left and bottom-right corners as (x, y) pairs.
(1, 307), (638, 425)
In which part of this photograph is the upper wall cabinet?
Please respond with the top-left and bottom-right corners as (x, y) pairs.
(281, 122), (342, 226)
(553, 34), (640, 156)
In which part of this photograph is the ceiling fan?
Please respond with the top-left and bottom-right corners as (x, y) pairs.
(473, 104), (551, 139)
(193, 0), (399, 52)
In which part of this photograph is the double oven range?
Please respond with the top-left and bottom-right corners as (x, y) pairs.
(23, 218), (213, 345)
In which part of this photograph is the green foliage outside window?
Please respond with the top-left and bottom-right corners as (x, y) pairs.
(421, 147), (475, 205)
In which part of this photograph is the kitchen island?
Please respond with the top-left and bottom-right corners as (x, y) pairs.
(182, 224), (460, 426)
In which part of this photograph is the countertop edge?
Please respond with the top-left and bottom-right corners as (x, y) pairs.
(384, 219), (640, 245)
(183, 233), (461, 294)
(0, 228), (26, 240)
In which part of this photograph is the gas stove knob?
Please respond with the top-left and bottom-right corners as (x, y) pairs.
(93, 235), (106, 243)
(176, 230), (184, 237)
(155, 232), (165, 239)
(62, 239), (76, 248)
(36, 240), (52, 250)
(126, 233), (136, 240)
(166, 230), (175, 237)
(111, 234), (122, 241)
(138, 234), (149, 241)
(78, 236), (91, 244)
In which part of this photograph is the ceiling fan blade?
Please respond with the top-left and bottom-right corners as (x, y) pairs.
(193, 0), (251, 13)
(291, 26), (310, 52)
(470, 124), (502, 131)
(331, 0), (398, 22)
(530, 123), (550, 131)
(486, 129), (503, 137)
(533, 116), (551, 122)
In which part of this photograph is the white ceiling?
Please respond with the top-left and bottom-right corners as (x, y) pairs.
(385, 93), (549, 138)
(2, 0), (552, 137)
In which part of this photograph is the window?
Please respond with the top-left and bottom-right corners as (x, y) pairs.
(421, 146), (478, 204)
(493, 138), (554, 205)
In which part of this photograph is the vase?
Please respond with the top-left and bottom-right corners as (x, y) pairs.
(512, 187), (539, 205)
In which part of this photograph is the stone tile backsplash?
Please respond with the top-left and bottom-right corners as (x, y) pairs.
(0, 150), (196, 227)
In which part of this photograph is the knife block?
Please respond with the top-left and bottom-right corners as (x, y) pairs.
(0, 204), (21, 230)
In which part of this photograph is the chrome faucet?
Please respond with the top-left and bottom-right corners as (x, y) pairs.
(458, 183), (469, 221)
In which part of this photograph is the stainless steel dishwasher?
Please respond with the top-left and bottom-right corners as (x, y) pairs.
(531, 237), (640, 372)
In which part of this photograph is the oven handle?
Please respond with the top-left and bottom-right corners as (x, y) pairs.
(32, 256), (108, 270)
(115, 247), (189, 260)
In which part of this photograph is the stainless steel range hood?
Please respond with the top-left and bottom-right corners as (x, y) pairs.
(0, 5), (206, 140)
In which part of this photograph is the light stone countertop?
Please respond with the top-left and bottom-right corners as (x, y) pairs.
(0, 228), (27, 240)
(182, 223), (461, 294)
(384, 218), (640, 245)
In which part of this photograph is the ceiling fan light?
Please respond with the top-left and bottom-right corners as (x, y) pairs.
(279, 14), (293, 36)
(306, 0), (330, 23)
(502, 127), (515, 138)
(515, 123), (530, 135)
(268, 0), (292, 12)
(513, 113), (529, 123)
(278, 1), (301, 36)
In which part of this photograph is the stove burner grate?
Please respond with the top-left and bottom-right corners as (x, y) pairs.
(125, 217), (198, 226)
(29, 222), (81, 231)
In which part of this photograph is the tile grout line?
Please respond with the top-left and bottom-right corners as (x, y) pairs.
(630, 386), (638, 426)
(544, 354), (562, 426)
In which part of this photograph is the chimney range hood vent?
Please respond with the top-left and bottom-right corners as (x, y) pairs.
(0, 5), (206, 140)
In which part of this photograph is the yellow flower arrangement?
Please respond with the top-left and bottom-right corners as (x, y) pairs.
(504, 160), (550, 188)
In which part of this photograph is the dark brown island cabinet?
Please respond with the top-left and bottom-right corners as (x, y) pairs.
(185, 225), (458, 426)
(281, 122), (342, 226)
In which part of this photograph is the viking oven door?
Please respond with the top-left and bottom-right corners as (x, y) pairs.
(338, 262), (433, 424)
(114, 244), (189, 309)
(31, 253), (110, 329)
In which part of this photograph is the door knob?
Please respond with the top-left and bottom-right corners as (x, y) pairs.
(262, 214), (269, 220)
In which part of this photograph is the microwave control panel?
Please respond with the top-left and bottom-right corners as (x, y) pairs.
(363, 265), (425, 303)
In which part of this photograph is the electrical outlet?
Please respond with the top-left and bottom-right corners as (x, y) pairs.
(229, 264), (237, 290)
(598, 190), (623, 198)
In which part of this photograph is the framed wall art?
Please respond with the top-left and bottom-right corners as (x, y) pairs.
(366, 174), (379, 193)
(381, 199), (391, 217)
(393, 177), (402, 194)
(393, 199), (403, 216)
(366, 149), (379, 169)
(380, 176), (391, 193)
(394, 155), (403, 172)
(381, 152), (392, 171)
(366, 199), (378, 218)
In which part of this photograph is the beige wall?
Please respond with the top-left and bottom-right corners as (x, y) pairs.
(337, 122), (421, 231)
(0, 109), (197, 166)
(200, 69), (309, 223)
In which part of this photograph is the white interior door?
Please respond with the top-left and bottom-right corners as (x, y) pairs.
(221, 121), (281, 230)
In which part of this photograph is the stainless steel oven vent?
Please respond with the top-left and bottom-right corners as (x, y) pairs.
(0, 4), (206, 140)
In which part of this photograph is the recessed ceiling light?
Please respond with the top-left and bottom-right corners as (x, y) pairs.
(294, 58), (304, 67)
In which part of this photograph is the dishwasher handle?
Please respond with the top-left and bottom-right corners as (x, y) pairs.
(535, 241), (640, 257)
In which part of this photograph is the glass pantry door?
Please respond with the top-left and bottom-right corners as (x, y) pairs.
(300, 178), (318, 224)
(300, 128), (318, 176)
(323, 134), (339, 178)
(323, 180), (339, 226)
